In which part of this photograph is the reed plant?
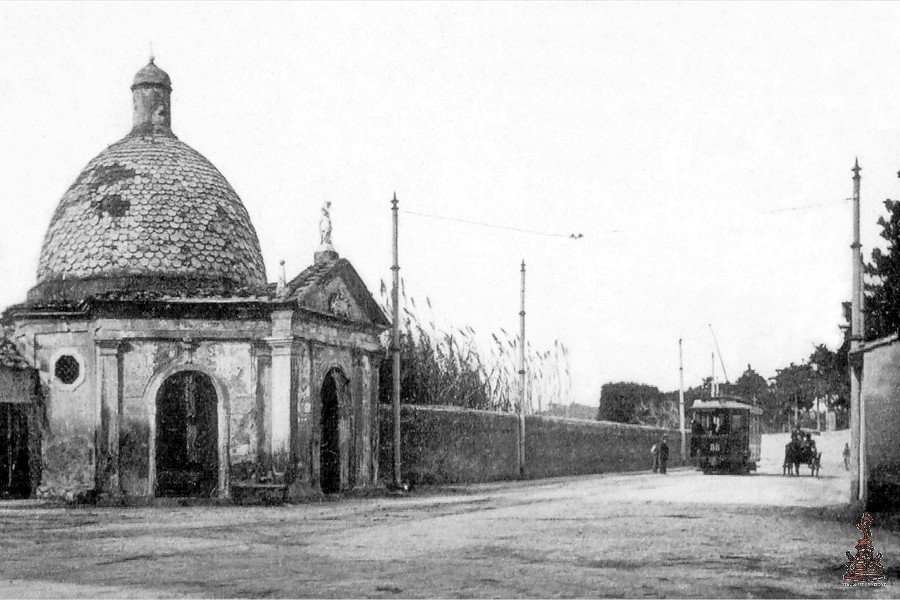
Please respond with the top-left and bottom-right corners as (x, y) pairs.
(378, 279), (571, 413)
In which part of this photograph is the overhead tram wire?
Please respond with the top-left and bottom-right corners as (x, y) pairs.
(763, 197), (853, 214)
(402, 209), (592, 239)
(402, 196), (850, 241)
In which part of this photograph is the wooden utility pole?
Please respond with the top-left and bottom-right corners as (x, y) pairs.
(518, 260), (526, 478)
(679, 338), (686, 462)
(850, 159), (865, 503)
(391, 192), (402, 489)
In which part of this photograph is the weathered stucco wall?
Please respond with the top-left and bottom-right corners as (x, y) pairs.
(119, 338), (256, 496)
(525, 415), (686, 478)
(379, 405), (520, 485)
(860, 340), (900, 510)
(11, 305), (384, 500)
(26, 328), (97, 499)
(379, 405), (686, 485)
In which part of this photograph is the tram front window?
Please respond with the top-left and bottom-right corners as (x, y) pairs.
(711, 413), (729, 434)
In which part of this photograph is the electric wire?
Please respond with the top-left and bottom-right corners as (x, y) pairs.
(402, 196), (850, 240)
(402, 209), (592, 239)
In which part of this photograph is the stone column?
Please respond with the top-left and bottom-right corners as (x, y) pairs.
(351, 350), (366, 488)
(97, 340), (122, 496)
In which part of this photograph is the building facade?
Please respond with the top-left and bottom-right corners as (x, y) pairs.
(2, 61), (388, 501)
(850, 334), (900, 510)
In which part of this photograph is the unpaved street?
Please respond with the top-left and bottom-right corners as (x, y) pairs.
(0, 432), (893, 598)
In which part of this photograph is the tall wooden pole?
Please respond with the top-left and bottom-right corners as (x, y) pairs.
(679, 338), (686, 462)
(850, 159), (865, 503)
(518, 260), (526, 478)
(391, 192), (402, 489)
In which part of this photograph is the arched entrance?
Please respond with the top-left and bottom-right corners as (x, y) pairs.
(155, 370), (218, 497)
(320, 368), (348, 494)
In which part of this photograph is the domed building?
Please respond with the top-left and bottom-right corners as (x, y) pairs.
(2, 60), (389, 501)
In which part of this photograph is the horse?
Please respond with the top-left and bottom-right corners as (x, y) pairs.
(783, 442), (801, 476)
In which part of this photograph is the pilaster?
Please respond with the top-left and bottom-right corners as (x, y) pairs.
(268, 337), (295, 481)
(96, 340), (122, 496)
(252, 342), (272, 474)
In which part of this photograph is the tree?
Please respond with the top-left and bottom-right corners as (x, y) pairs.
(771, 362), (818, 430)
(733, 365), (768, 402)
(865, 199), (900, 340)
(597, 382), (661, 424)
(808, 342), (850, 428)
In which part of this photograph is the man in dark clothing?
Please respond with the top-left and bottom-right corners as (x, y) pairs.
(659, 434), (670, 474)
(690, 416), (703, 460)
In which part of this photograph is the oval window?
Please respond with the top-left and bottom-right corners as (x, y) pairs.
(54, 355), (80, 385)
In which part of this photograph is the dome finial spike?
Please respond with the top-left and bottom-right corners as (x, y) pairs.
(149, 41), (155, 64)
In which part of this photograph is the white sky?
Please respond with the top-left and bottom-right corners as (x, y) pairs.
(1, 2), (899, 404)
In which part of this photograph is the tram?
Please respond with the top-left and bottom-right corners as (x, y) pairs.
(690, 396), (763, 474)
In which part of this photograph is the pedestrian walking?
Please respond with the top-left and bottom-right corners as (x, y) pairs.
(651, 440), (659, 473)
(659, 434), (670, 474)
(843, 442), (851, 471)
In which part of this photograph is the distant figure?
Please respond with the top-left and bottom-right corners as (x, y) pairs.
(659, 434), (670, 474)
(844, 443), (851, 471)
(800, 433), (812, 463)
(651, 440), (660, 473)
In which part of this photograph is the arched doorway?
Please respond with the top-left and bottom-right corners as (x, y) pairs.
(320, 368), (347, 494)
(155, 371), (218, 497)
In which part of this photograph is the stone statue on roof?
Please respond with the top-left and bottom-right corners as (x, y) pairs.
(319, 200), (333, 248)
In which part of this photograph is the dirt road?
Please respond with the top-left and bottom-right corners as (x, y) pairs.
(0, 432), (893, 598)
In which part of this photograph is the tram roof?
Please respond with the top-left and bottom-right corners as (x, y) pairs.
(690, 397), (756, 412)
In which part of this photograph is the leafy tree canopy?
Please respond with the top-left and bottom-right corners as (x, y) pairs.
(597, 382), (661, 424)
(865, 199), (900, 340)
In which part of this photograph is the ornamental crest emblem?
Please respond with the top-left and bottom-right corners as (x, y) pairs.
(842, 512), (886, 586)
(329, 290), (352, 319)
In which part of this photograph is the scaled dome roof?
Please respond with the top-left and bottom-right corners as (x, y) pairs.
(29, 62), (267, 303)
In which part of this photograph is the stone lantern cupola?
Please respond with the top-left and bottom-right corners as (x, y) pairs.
(131, 58), (172, 136)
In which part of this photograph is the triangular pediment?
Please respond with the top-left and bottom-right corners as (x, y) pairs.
(283, 259), (389, 328)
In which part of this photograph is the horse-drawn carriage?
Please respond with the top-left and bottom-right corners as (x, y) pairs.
(783, 428), (821, 477)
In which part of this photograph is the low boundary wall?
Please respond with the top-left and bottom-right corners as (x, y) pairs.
(378, 405), (686, 485)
